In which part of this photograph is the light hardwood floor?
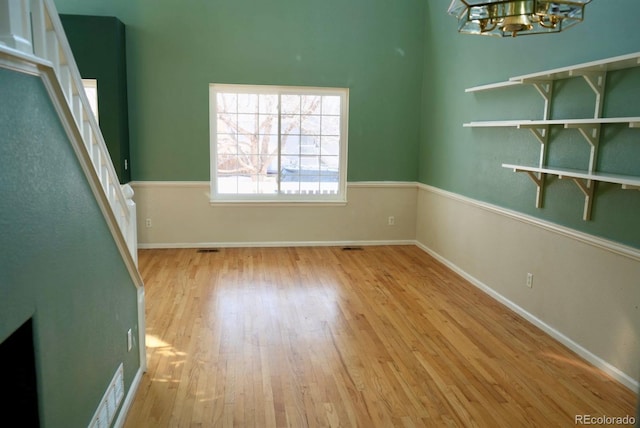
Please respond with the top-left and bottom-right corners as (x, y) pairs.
(124, 246), (636, 427)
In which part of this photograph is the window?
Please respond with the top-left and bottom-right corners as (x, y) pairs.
(209, 84), (349, 203)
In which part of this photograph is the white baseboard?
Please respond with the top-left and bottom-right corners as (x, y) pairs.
(114, 367), (144, 428)
(138, 239), (416, 250)
(414, 241), (639, 393)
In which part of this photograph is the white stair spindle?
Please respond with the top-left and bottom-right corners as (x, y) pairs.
(29, 0), (46, 57)
(59, 63), (71, 103)
(45, 29), (58, 73)
(82, 118), (92, 152)
(72, 92), (83, 132)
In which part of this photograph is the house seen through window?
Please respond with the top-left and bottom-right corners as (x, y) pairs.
(209, 84), (348, 203)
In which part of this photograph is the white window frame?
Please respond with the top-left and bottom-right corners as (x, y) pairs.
(209, 84), (349, 204)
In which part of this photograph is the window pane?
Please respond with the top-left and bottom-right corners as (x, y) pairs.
(217, 93), (237, 113)
(217, 134), (238, 155)
(301, 95), (321, 115)
(281, 114), (300, 135)
(237, 134), (257, 155)
(281, 155), (299, 169)
(258, 114), (278, 132)
(322, 96), (341, 115)
(256, 174), (277, 194)
(321, 116), (341, 136)
(282, 136), (300, 155)
(217, 175), (238, 194)
(320, 136), (340, 156)
(301, 115), (321, 135)
(237, 176), (256, 194)
(258, 134), (278, 155)
(238, 94), (258, 113)
(259, 94), (278, 113)
(300, 155), (319, 169)
(217, 114), (237, 134)
(281, 95), (300, 114)
(237, 114), (258, 134)
(321, 155), (339, 170)
(300, 136), (319, 155)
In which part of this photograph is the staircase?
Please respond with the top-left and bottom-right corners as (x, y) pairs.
(0, 0), (146, 371)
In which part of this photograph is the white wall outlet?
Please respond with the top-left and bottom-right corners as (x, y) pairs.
(388, 216), (395, 226)
(145, 218), (152, 228)
(526, 273), (534, 288)
(127, 328), (132, 351)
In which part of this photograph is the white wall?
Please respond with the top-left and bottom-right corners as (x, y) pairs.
(416, 184), (640, 390)
(132, 182), (417, 248)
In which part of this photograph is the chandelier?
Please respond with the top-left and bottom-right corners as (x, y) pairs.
(447, 0), (592, 37)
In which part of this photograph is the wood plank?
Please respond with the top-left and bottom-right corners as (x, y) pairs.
(124, 246), (636, 427)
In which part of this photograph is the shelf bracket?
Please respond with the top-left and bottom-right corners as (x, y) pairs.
(562, 176), (595, 221)
(532, 81), (553, 120)
(514, 167), (546, 209)
(565, 124), (601, 173)
(581, 72), (607, 119)
(517, 124), (549, 207)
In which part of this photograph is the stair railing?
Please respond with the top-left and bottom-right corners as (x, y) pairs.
(0, 0), (138, 267)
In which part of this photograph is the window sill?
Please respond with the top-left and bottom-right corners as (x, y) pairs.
(208, 199), (348, 207)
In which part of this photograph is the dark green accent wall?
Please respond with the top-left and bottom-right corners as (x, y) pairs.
(54, 0), (425, 182)
(60, 14), (131, 183)
(421, 0), (640, 248)
(0, 69), (139, 427)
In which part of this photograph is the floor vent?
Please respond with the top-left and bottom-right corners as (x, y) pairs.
(197, 248), (220, 253)
(342, 246), (364, 251)
(88, 363), (124, 428)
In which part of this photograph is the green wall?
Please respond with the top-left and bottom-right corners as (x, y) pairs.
(421, 0), (640, 248)
(60, 14), (131, 184)
(54, 0), (425, 182)
(0, 69), (140, 427)
(52, 0), (640, 248)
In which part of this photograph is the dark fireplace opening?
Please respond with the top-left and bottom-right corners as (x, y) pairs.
(0, 319), (40, 427)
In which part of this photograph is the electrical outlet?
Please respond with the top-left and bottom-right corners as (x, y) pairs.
(127, 328), (132, 351)
(388, 216), (395, 226)
(145, 218), (152, 228)
(526, 273), (534, 288)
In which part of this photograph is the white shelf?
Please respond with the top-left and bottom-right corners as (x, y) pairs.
(512, 51), (640, 84)
(464, 52), (640, 221)
(464, 117), (640, 128)
(502, 164), (640, 189)
(465, 52), (640, 93)
(465, 80), (522, 93)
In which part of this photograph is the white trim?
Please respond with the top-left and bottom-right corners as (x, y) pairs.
(113, 367), (144, 428)
(130, 180), (209, 188)
(130, 180), (417, 189)
(347, 181), (417, 188)
(138, 239), (416, 250)
(413, 240), (639, 393)
(209, 200), (348, 207)
(417, 183), (640, 262)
